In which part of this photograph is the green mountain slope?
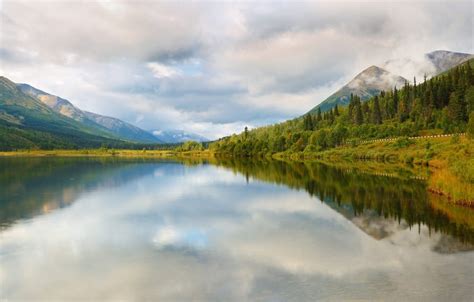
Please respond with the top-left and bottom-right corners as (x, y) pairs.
(309, 51), (474, 114)
(211, 58), (474, 155)
(0, 76), (132, 150)
(18, 83), (162, 143)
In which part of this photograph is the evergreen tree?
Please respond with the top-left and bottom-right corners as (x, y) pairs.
(355, 101), (363, 125)
(348, 93), (354, 117)
(465, 86), (474, 114)
(303, 114), (314, 130)
(447, 92), (467, 123)
(393, 87), (399, 116)
(373, 96), (382, 124)
(317, 107), (322, 122)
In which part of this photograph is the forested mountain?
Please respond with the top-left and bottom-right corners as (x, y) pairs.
(310, 50), (473, 114)
(211, 58), (474, 155)
(309, 66), (407, 113)
(0, 77), (134, 150)
(19, 83), (162, 144)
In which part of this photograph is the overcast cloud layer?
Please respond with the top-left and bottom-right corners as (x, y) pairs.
(0, 0), (472, 139)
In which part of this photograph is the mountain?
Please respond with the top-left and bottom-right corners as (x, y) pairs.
(382, 50), (474, 80)
(14, 80), (204, 145)
(84, 111), (161, 143)
(18, 83), (162, 144)
(309, 66), (407, 113)
(309, 50), (473, 114)
(152, 129), (209, 143)
(426, 50), (474, 76)
(0, 76), (129, 150)
(426, 50), (473, 74)
(19, 84), (92, 123)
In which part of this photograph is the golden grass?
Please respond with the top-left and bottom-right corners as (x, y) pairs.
(429, 194), (474, 229)
(278, 136), (474, 206)
(0, 149), (216, 159)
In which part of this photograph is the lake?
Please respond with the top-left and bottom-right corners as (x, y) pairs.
(1, 157), (473, 301)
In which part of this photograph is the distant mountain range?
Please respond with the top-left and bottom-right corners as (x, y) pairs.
(309, 50), (473, 113)
(152, 129), (208, 143)
(0, 78), (208, 149)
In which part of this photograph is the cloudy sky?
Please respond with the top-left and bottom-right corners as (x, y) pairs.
(0, 0), (472, 139)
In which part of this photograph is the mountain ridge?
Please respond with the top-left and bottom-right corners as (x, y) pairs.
(309, 66), (407, 113)
(309, 50), (473, 114)
(18, 83), (162, 143)
(0, 76), (133, 150)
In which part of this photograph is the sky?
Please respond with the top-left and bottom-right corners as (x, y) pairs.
(0, 0), (472, 139)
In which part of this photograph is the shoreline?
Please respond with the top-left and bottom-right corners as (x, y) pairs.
(1, 139), (472, 207)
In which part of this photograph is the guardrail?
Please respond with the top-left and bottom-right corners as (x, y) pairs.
(355, 133), (465, 145)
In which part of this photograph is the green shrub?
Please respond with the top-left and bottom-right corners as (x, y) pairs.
(451, 133), (460, 144)
(393, 137), (413, 148)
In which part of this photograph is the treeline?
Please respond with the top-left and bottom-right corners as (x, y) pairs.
(211, 59), (474, 156)
(0, 123), (179, 151)
(214, 158), (474, 243)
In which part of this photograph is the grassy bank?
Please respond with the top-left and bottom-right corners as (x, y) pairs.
(272, 135), (473, 206)
(0, 149), (215, 159)
(1, 137), (472, 206)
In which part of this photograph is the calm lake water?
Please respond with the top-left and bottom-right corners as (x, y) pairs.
(1, 157), (473, 301)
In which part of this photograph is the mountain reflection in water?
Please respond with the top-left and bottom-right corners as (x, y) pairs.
(1, 157), (473, 301)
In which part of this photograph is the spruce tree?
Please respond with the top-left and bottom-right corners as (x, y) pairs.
(393, 87), (399, 116)
(317, 107), (322, 122)
(355, 101), (363, 125)
(373, 96), (382, 124)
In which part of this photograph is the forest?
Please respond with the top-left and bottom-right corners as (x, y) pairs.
(210, 59), (474, 156)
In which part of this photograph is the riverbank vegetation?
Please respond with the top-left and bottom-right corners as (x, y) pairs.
(210, 60), (474, 156)
(207, 59), (474, 205)
(1, 60), (473, 206)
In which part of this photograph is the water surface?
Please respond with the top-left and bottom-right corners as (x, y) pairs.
(1, 157), (473, 301)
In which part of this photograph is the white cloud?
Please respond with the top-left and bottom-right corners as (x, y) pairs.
(0, 0), (472, 138)
(147, 62), (181, 79)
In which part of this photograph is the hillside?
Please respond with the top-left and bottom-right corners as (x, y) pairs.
(311, 50), (473, 114)
(0, 76), (133, 150)
(84, 111), (161, 143)
(211, 58), (474, 155)
(210, 58), (474, 204)
(309, 66), (407, 113)
(19, 83), (162, 144)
